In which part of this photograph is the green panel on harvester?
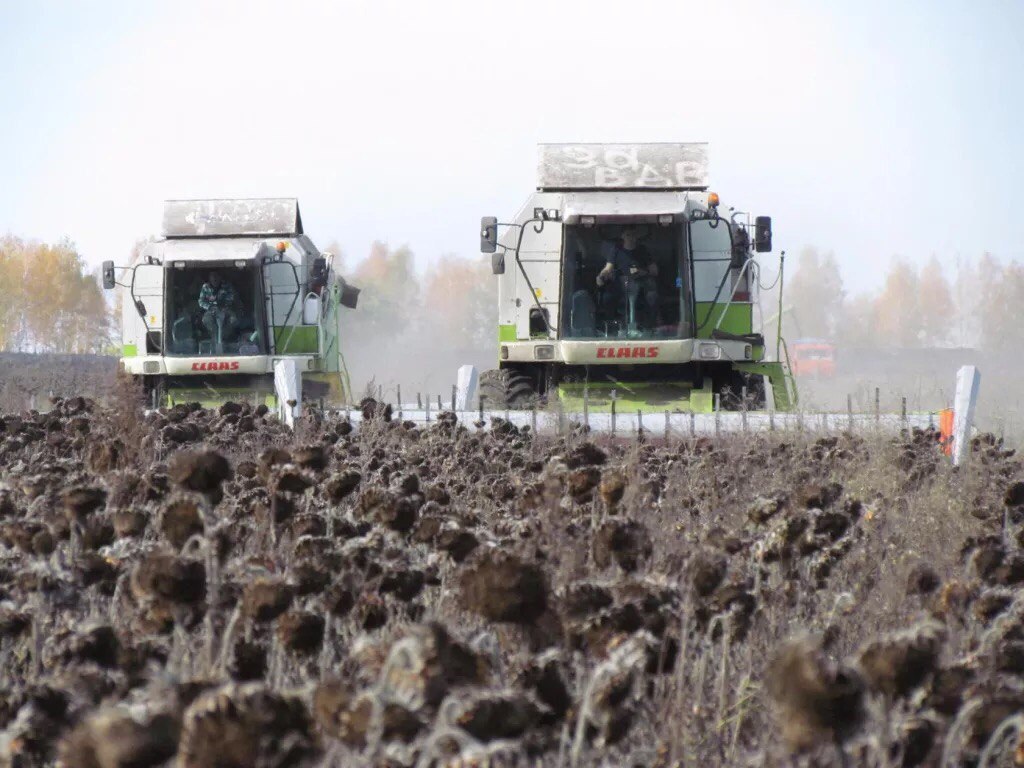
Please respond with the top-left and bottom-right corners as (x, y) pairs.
(734, 361), (799, 411)
(557, 379), (716, 413)
(166, 389), (278, 408)
(273, 326), (318, 354)
(498, 324), (517, 342)
(122, 344), (138, 357)
(695, 303), (752, 339)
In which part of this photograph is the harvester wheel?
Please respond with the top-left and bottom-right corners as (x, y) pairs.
(478, 369), (537, 409)
(141, 376), (166, 410)
(720, 371), (766, 411)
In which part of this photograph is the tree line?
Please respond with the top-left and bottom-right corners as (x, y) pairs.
(0, 236), (110, 353)
(3, 231), (1019, 376)
(0, 233), (495, 394)
(327, 241), (495, 395)
(779, 248), (1023, 352)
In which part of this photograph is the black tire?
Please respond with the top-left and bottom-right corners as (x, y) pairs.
(478, 368), (538, 409)
(719, 370), (766, 411)
(141, 376), (166, 410)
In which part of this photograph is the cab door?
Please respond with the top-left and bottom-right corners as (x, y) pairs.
(515, 220), (562, 340)
(127, 263), (165, 354)
(261, 259), (301, 354)
(689, 219), (743, 338)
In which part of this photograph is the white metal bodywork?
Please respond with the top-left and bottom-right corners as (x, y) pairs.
(560, 191), (696, 222)
(328, 406), (939, 436)
(120, 355), (317, 377)
(110, 198), (359, 410)
(115, 199), (358, 406)
(499, 337), (755, 365)
(496, 189), (718, 348)
(119, 235), (321, 374)
(121, 261), (164, 362)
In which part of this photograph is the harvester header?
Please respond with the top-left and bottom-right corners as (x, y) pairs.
(537, 142), (709, 191)
(162, 198), (304, 239)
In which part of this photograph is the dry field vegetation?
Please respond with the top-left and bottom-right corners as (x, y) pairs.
(0, 354), (115, 415)
(0, 375), (1023, 767)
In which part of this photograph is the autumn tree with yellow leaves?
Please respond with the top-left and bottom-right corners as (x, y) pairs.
(334, 241), (496, 394)
(783, 248), (1024, 351)
(0, 236), (111, 353)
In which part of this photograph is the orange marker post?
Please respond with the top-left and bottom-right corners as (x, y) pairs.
(938, 408), (954, 456)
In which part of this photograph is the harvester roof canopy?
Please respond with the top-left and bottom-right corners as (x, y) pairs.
(152, 238), (276, 263)
(162, 198), (303, 239)
(537, 143), (709, 192)
(560, 191), (692, 224)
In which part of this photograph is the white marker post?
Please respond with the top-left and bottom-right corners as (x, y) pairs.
(274, 359), (302, 429)
(456, 365), (478, 412)
(951, 365), (981, 466)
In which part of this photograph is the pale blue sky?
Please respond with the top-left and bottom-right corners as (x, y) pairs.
(1, 0), (1021, 293)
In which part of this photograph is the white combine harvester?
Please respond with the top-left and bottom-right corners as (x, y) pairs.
(103, 198), (359, 416)
(477, 142), (793, 413)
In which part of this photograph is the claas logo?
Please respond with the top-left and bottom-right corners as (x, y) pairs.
(191, 361), (241, 371)
(596, 346), (660, 359)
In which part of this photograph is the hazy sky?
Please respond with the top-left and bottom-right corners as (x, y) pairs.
(1, 0), (1021, 293)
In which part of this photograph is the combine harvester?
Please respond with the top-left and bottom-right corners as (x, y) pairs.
(104, 198), (359, 418)
(477, 142), (793, 414)
(342, 144), (976, 450)
(99, 175), (975, 452)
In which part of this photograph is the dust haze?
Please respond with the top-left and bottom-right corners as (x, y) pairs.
(5, 232), (1024, 443)
(332, 243), (496, 404)
(755, 246), (1024, 442)
(335, 238), (1024, 441)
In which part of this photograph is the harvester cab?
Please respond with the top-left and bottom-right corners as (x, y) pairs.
(479, 143), (796, 413)
(103, 198), (360, 409)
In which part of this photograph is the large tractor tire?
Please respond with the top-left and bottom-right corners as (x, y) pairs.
(478, 368), (538, 409)
(719, 370), (767, 411)
(141, 376), (167, 410)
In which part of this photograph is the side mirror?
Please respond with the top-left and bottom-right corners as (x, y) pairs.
(102, 261), (116, 289)
(134, 299), (147, 318)
(480, 216), (498, 254)
(491, 252), (505, 275)
(755, 216), (772, 252)
(339, 279), (360, 309)
(312, 256), (327, 275)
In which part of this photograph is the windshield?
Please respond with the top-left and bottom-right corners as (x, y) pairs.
(164, 265), (268, 356)
(561, 223), (687, 340)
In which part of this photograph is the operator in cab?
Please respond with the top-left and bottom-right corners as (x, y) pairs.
(198, 271), (239, 345)
(596, 228), (659, 329)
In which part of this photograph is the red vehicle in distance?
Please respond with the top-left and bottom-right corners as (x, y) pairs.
(791, 339), (836, 378)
